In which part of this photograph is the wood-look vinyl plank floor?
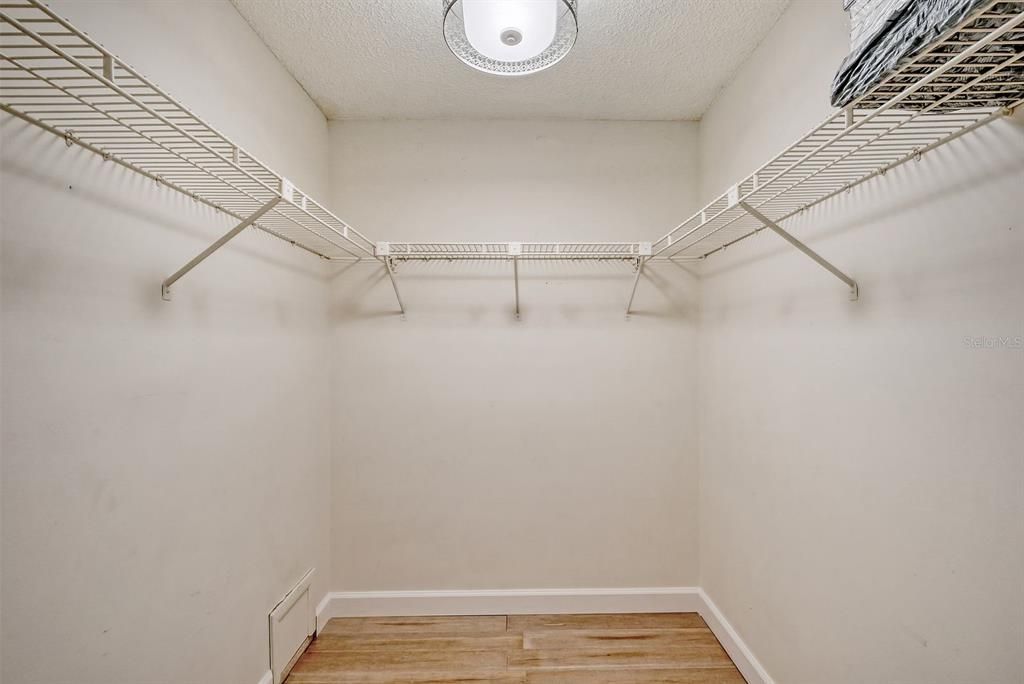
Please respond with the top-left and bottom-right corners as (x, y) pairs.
(287, 613), (745, 684)
(318, 616), (509, 635)
(508, 614), (708, 631)
(521, 628), (717, 651)
(309, 634), (524, 653)
(525, 670), (747, 683)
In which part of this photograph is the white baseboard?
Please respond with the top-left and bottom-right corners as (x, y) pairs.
(255, 669), (273, 684)
(697, 589), (775, 684)
(317, 587), (701, 625)
(315, 586), (771, 684)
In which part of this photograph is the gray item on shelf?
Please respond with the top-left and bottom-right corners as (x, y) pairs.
(832, 0), (1024, 110)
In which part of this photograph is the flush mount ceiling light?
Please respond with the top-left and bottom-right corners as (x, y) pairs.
(442, 0), (578, 75)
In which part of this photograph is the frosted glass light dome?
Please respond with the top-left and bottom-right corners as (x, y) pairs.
(442, 0), (578, 75)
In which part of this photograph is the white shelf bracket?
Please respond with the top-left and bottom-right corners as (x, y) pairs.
(382, 255), (405, 316)
(739, 202), (859, 301)
(509, 242), (522, 320)
(625, 242), (652, 317)
(161, 195), (281, 301)
(513, 257), (520, 319)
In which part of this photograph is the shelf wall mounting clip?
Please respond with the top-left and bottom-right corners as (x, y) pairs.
(739, 201), (859, 301)
(161, 194), (282, 301)
(101, 53), (115, 82)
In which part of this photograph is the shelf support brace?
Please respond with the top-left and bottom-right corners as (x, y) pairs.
(739, 201), (859, 301)
(625, 257), (646, 317)
(383, 257), (405, 316)
(625, 242), (653, 317)
(161, 195), (281, 301)
(509, 242), (522, 320)
(513, 257), (521, 320)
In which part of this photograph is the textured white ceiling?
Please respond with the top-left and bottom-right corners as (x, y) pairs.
(230, 0), (790, 121)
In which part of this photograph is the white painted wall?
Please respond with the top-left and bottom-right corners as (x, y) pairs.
(698, 2), (1024, 683)
(326, 120), (701, 591)
(0, 2), (331, 683)
(3, 1), (1022, 682)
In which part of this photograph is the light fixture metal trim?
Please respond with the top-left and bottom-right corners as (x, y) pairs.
(442, 0), (578, 76)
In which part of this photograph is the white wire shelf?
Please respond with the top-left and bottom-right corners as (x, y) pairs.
(1, 0), (1022, 313)
(379, 241), (651, 261)
(0, 0), (376, 262)
(652, 0), (1024, 263)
